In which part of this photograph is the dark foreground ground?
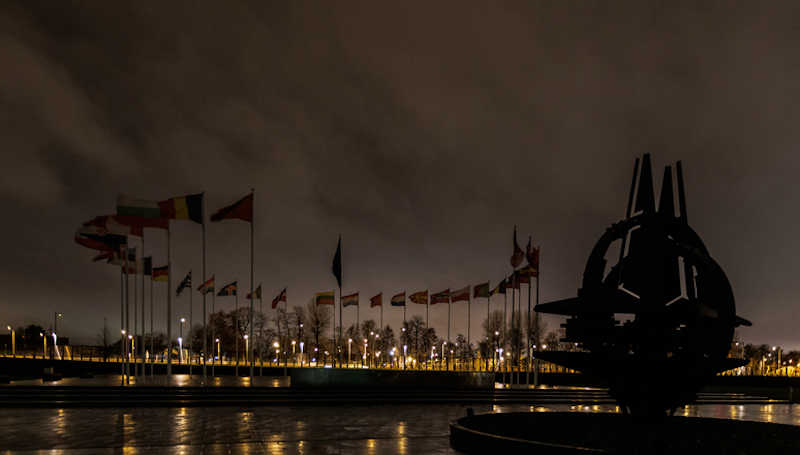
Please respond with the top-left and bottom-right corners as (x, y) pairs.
(1, 402), (799, 454)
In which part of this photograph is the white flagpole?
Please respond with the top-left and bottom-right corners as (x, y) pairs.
(202, 192), (207, 379)
(124, 244), (130, 384)
(120, 265), (124, 380)
(189, 271), (193, 376)
(140, 236), (145, 377)
(249, 189), (255, 380)
(133, 245), (138, 377)
(167, 223), (172, 377)
(150, 264), (154, 377)
(235, 289), (239, 376)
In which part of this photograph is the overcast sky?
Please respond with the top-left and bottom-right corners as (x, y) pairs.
(1, 1), (798, 348)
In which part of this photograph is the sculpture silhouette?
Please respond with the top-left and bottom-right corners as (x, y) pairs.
(536, 155), (751, 417)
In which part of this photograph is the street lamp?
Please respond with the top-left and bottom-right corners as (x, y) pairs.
(244, 335), (250, 363)
(215, 338), (221, 364)
(272, 340), (279, 364)
(348, 338), (352, 368)
(177, 336), (183, 363)
(40, 332), (46, 358)
(6, 326), (14, 358)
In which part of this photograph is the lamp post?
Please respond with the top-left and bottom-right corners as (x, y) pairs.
(299, 341), (305, 367)
(244, 335), (250, 364)
(40, 332), (46, 359)
(6, 326), (14, 358)
(129, 335), (134, 366)
(403, 344), (407, 370)
(363, 339), (368, 368)
(177, 336), (183, 363)
(215, 338), (221, 365)
(272, 341), (278, 364)
(347, 338), (352, 368)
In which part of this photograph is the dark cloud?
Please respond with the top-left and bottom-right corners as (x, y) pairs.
(1, 1), (799, 348)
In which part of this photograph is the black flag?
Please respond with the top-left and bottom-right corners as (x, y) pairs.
(332, 235), (342, 288)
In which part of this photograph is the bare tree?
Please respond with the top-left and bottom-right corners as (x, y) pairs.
(304, 300), (331, 363)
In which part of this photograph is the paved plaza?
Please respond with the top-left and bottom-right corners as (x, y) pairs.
(1, 403), (799, 454)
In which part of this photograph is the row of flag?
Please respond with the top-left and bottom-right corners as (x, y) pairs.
(75, 192), (253, 269)
(311, 268), (536, 308)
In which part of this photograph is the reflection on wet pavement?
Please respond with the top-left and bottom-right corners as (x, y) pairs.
(4, 375), (289, 388)
(1, 403), (798, 454)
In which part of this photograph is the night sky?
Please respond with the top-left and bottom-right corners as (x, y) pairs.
(2, 2), (798, 348)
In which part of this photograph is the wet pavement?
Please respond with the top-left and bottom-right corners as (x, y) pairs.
(0, 403), (798, 454)
(4, 375), (289, 388)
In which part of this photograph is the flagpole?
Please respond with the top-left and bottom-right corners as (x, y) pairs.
(202, 191), (207, 379)
(235, 290), (239, 376)
(249, 188), (255, 381)
(337, 284), (342, 368)
(150, 267), (154, 377)
(526, 274), (531, 385)
(167, 223), (172, 378)
(189, 271), (193, 376)
(467, 293), (471, 370)
(124, 244), (130, 383)
(447, 297), (451, 370)
(133, 245), (138, 377)
(379, 302), (383, 330)
(211, 290), (216, 377)
(120, 266), (124, 381)
(140, 236), (145, 378)
(259, 294), (263, 376)
(534, 247), (541, 387)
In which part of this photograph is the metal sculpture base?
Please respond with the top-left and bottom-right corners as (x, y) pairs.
(450, 412), (800, 454)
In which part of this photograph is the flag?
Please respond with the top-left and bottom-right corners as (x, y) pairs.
(116, 195), (163, 219)
(473, 282), (490, 298)
(390, 292), (406, 307)
(106, 248), (139, 274)
(511, 225), (524, 268)
(526, 241), (540, 270)
(84, 215), (143, 237)
(332, 235), (342, 288)
(507, 273), (520, 289)
(490, 279), (506, 296)
(247, 284), (263, 300)
(370, 293), (382, 307)
(177, 271), (192, 297)
(409, 290), (428, 305)
(210, 193), (253, 222)
(92, 251), (114, 262)
(197, 275), (215, 295)
(74, 224), (127, 251)
(342, 292), (358, 307)
(153, 266), (168, 282)
(159, 193), (204, 224)
(217, 281), (237, 297)
(431, 289), (450, 305)
(519, 264), (537, 277)
(515, 269), (530, 285)
(451, 286), (470, 302)
(315, 291), (335, 305)
(270, 288), (286, 309)
(143, 257), (152, 276)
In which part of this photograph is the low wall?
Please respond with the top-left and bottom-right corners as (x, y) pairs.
(290, 368), (494, 389)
